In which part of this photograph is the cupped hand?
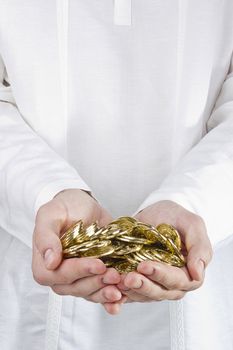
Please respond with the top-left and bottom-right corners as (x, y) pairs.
(114, 200), (213, 304)
(32, 189), (124, 313)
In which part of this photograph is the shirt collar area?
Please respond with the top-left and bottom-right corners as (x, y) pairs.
(114, 0), (132, 26)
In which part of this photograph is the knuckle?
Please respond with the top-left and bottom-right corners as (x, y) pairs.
(33, 271), (48, 286)
(169, 281), (183, 291)
(51, 286), (66, 296)
(186, 213), (206, 233)
(154, 294), (164, 301)
(188, 281), (201, 291)
(195, 214), (206, 227)
(35, 203), (49, 222)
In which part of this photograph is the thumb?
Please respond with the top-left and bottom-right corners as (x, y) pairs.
(185, 233), (213, 282)
(186, 247), (206, 282)
(33, 203), (64, 270)
(34, 226), (63, 270)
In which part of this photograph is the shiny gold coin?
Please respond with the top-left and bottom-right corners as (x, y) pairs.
(114, 261), (138, 274)
(140, 247), (185, 267)
(60, 220), (84, 248)
(100, 228), (128, 240)
(60, 217), (185, 269)
(83, 222), (100, 239)
(132, 225), (169, 247)
(116, 235), (153, 245)
(126, 252), (146, 264)
(100, 257), (125, 267)
(108, 216), (137, 232)
(68, 239), (112, 253)
(156, 223), (182, 250)
(80, 245), (115, 258)
(111, 240), (143, 255)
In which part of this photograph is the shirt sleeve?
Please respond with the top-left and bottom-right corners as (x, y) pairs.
(132, 54), (233, 248)
(0, 55), (96, 248)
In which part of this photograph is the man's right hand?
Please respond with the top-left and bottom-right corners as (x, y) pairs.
(32, 189), (124, 314)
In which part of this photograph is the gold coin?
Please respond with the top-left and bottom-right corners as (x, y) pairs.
(80, 245), (115, 258)
(114, 261), (138, 274)
(61, 217), (186, 269)
(156, 223), (182, 250)
(126, 252), (147, 263)
(108, 216), (137, 232)
(111, 241), (143, 255)
(140, 247), (185, 267)
(83, 222), (100, 240)
(100, 228), (128, 240)
(100, 257), (125, 267)
(132, 225), (168, 247)
(89, 227), (107, 240)
(116, 235), (152, 244)
(60, 220), (84, 248)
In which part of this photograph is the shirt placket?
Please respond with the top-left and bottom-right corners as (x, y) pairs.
(114, 0), (132, 25)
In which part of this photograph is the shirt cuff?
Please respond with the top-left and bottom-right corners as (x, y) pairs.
(131, 191), (196, 217)
(34, 179), (94, 215)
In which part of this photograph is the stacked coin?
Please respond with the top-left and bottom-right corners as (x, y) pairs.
(60, 216), (185, 273)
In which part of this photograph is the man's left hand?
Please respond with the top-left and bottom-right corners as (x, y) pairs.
(104, 200), (213, 310)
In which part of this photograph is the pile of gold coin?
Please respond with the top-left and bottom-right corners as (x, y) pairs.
(60, 216), (185, 273)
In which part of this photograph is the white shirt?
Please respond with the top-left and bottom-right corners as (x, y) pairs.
(0, 1), (233, 349)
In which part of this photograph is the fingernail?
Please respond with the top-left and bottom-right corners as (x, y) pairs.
(44, 249), (54, 269)
(196, 259), (205, 280)
(103, 277), (109, 284)
(141, 266), (155, 276)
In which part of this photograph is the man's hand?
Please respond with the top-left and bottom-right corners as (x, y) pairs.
(32, 189), (124, 314)
(114, 200), (213, 305)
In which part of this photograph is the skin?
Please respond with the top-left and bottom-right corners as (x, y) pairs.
(32, 189), (124, 310)
(104, 200), (213, 314)
(32, 191), (213, 315)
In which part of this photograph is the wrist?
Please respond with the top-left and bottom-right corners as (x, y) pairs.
(54, 188), (98, 202)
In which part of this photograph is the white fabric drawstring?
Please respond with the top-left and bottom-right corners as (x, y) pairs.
(45, 291), (62, 350)
(169, 1), (186, 350)
(114, 0), (132, 26)
(44, 0), (68, 348)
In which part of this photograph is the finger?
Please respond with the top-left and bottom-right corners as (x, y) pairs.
(123, 287), (185, 302)
(121, 290), (152, 302)
(116, 273), (130, 291)
(51, 267), (121, 296)
(137, 261), (201, 291)
(33, 201), (66, 270)
(181, 217), (213, 281)
(102, 267), (121, 285)
(103, 303), (122, 315)
(86, 285), (122, 304)
(52, 274), (106, 297)
(33, 251), (106, 286)
(103, 295), (128, 315)
(123, 272), (186, 301)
